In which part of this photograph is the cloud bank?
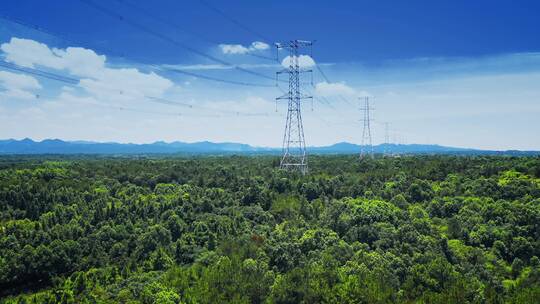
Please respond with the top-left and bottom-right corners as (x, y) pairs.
(1, 37), (174, 102)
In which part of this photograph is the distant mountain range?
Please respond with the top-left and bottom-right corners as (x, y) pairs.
(0, 138), (538, 156)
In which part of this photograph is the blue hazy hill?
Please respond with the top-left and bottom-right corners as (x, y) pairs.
(0, 138), (538, 155)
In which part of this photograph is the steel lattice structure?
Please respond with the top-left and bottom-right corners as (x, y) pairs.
(276, 40), (313, 174)
(360, 96), (374, 158)
(383, 122), (390, 156)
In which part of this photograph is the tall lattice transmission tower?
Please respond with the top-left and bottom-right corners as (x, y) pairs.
(359, 96), (374, 158)
(276, 40), (313, 174)
(383, 122), (390, 156)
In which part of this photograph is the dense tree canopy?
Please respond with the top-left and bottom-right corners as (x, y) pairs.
(0, 155), (539, 303)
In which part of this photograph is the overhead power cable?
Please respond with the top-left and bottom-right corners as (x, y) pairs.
(165, 68), (275, 87)
(116, 0), (276, 62)
(146, 96), (276, 117)
(316, 64), (330, 83)
(0, 61), (278, 117)
(305, 87), (335, 110)
(197, 0), (272, 44)
(316, 96), (336, 109)
(0, 14), (275, 88)
(0, 61), (79, 84)
(315, 63), (357, 108)
(108, 104), (187, 117)
(338, 95), (355, 107)
(79, 0), (278, 82)
(0, 70), (195, 118)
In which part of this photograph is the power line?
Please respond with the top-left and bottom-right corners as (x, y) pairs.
(276, 40), (313, 175)
(164, 67), (275, 87)
(338, 94), (355, 107)
(359, 96), (374, 158)
(0, 8), (289, 120)
(0, 61), (278, 117)
(198, 0), (272, 44)
(305, 87), (335, 110)
(103, 102), (270, 118)
(315, 62), (378, 155)
(319, 66), (353, 107)
(117, 0), (276, 62)
(144, 96), (196, 109)
(316, 64), (330, 83)
(147, 96), (277, 117)
(314, 62), (357, 108)
(108, 105), (186, 117)
(0, 79), (198, 118)
(383, 121), (390, 156)
(79, 0), (277, 82)
(309, 87), (336, 110)
(0, 61), (79, 85)
(0, 14), (275, 88)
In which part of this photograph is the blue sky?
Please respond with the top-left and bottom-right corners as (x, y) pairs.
(0, 0), (539, 150)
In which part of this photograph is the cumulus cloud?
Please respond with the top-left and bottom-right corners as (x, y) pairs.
(219, 44), (249, 55)
(0, 37), (174, 102)
(219, 41), (270, 55)
(78, 68), (174, 101)
(315, 81), (356, 97)
(1, 38), (64, 69)
(0, 71), (41, 100)
(250, 41), (269, 51)
(281, 55), (316, 69)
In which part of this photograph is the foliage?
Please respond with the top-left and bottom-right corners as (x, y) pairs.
(0, 155), (539, 303)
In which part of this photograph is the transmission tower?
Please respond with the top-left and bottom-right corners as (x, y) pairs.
(276, 40), (313, 174)
(383, 122), (390, 156)
(359, 96), (374, 158)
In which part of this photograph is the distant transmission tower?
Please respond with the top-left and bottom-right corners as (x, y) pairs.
(359, 96), (374, 158)
(276, 40), (313, 174)
(383, 122), (390, 156)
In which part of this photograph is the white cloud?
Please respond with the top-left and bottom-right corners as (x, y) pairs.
(219, 44), (249, 55)
(1, 38), (64, 69)
(219, 41), (270, 55)
(79, 68), (173, 101)
(281, 55), (316, 69)
(0, 37), (174, 102)
(251, 41), (269, 51)
(0, 71), (41, 101)
(52, 47), (106, 78)
(1, 38), (107, 78)
(315, 81), (356, 97)
(0, 71), (41, 90)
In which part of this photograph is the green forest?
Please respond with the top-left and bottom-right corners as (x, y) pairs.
(0, 155), (539, 303)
